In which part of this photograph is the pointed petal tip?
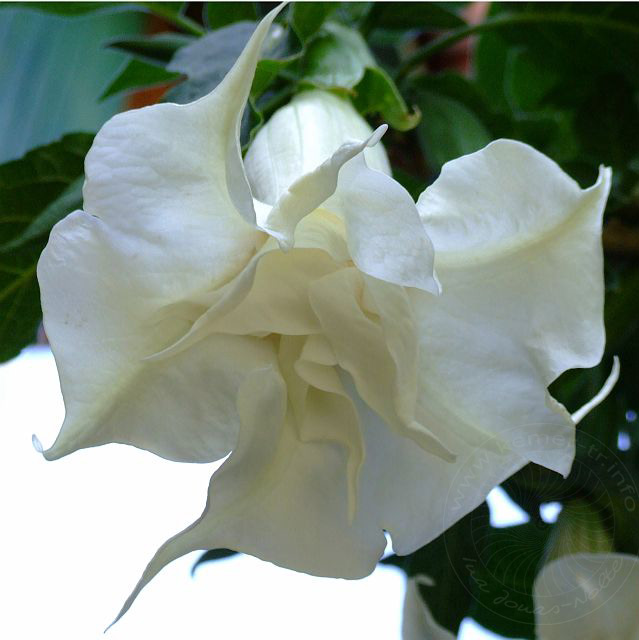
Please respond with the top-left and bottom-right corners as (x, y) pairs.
(571, 356), (620, 425)
(425, 272), (442, 296)
(32, 434), (43, 454)
(367, 124), (388, 148)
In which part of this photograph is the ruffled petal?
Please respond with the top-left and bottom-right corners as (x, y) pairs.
(534, 553), (639, 640)
(335, 154), (439, 293)
(38, 7), (287, 462)
(111, 366), (387, 625)
(209, 249), (339, 337)
(412, 141), (611, 477)
(347, 374), (526, 555)
(82, 8), (284, 298)
(412, 287), (576, 477)
(146, 208), (351, 361)
(38, 213), (277, 462)
(309, 268), (454, 461)
(417, 140), (611, 379)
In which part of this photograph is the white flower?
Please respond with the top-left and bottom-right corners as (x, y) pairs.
(36, 6), (615, 623)
(534, 553), (639, 640)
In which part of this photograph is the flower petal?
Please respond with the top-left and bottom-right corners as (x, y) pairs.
(208, 249), (339, 337)
(257, 125), (388, 250)
(246, 90), (437, 292)
(309, 268), (454, 461)
(413, 141), (611, 477)
(37, 7), (290, 462)
(337, 152), (439, 292)
(146, 208), (352, 361)
(347, 374), (526, 555)
(412, 287), (577, 477)
(82, 8), (283, 297)
(37, 212), (276, 462)
(111, 366), (387, 625)
(534, 553), (639, 640)
(417, 140), (611, 379)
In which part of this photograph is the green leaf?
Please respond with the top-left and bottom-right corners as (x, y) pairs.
(191, 548), (238, 575)
(504, 47), (559, 113)
(0, 177), (83, 253)
(302, 22), (375, 90)
(353, 66), (420, 131)
(0, 133), (93, 362)
(165, 19), (294, 110)
(205, 1), (257, 30)
(165, 21), (257, 103)
(333, 2), (374, 27)
(365, 2), (466, 31)
(107, 33), (195, 64)
(100, 59), (182, 101)
(474, 31), (511, 115)
(468, 521), (551, 639)
(4, 1), (205, 35)
(416, 91), (491, 170)
(252, 57), (294, 98)
(2, 2), (122, 16)
(487, 4), (639, 92)
(301, 22), (418, 130)
(290, 2), (338, 42)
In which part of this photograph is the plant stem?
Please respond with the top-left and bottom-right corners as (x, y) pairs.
(396, 11), (639, 81)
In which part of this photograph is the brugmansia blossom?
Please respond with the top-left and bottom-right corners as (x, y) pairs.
(534, 553), (639, 640)
(37, 6), (615, 623)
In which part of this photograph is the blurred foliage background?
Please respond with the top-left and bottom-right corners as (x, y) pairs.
(1, 2), (638, 638)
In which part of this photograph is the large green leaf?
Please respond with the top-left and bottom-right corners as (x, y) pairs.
(302, 22), (375, 89)
(205, 1), (257, 30)
(5, 1), (205, 35)
(416, 91), (491, 170)
(487, 3), (639, 92)
(364, 2), (466, 31)
(0, 133), (92, 362)
(302, 22), (420, 130)
(352, 66), (420, 131)
(2, 2), (120, 16)
(100, 59), (182, 100)
(164, 19), (294, 105)
(164, 21), (257, 104)
(107, 33), (195, 64)
(290, 2), (338, 42)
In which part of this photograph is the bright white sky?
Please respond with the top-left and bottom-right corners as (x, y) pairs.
(1, 347), (511, 639)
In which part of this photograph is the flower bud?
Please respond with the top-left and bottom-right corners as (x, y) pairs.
(245, 90), (391, 205)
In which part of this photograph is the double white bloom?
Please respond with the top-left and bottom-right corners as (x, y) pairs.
(37, 7), (613, 620)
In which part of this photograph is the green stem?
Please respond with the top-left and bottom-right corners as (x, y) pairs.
(396, 11), (639, 81)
